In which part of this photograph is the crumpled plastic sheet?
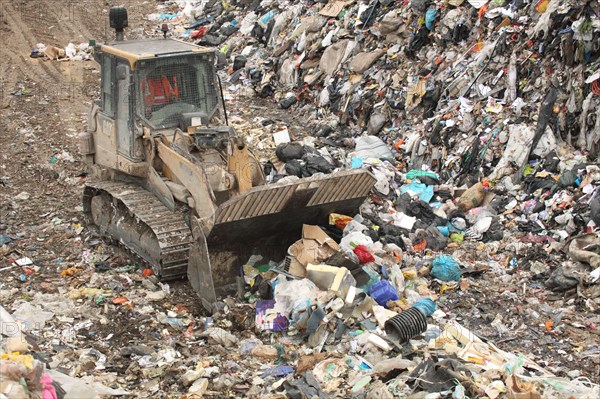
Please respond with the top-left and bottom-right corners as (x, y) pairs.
(565, 234), (600, 268)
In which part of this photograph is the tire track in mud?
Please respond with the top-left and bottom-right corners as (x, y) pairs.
(0, 0), (107, 99)
(0, 0), (63, 88)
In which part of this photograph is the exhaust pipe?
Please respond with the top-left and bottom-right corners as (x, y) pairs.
(109, 7), (128, 41)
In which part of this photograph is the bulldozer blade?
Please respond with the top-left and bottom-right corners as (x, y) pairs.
(189, 169), (376, 307)
(187, 221), (217, 310)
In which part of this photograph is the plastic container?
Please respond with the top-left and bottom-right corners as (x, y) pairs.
(384, 307), (428, 343)
(369, 280), (399, 307)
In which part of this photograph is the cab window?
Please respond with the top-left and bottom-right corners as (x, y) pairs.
(101, 55), (115, 115)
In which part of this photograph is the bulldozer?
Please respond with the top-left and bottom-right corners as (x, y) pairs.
(80, 7), (376, 309)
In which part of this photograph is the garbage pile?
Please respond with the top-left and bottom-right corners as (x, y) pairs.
(236, 212), (600, 398)
(2, 0), (600, 398)
(150, 0), (600, 160)
(1, 304), (129, 399)
(135, 0), (600, 396)
(146, 0), (600, 213)
(145, 0), (600, 290)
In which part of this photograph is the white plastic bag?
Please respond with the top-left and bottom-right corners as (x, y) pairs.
(65, 43), (77, 59)
(319, 88), (330, 107)
(273, 278), (319, 320)
(343, 220), (368, 235)
(340, 231), (374, 252)
(240, 12), (258, 35)
(389, 264), (405, 293)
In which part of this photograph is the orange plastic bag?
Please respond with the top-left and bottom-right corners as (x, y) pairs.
(142, 268), (154, 277)
(112, 297), (129, 305)
(413, 240), (427, 251)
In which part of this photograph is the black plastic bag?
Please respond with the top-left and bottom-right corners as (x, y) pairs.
(285, 159), (309, 178)
(279, 95), (297, 109)
(232, 55), (247, 71)
(305, 154), (334, 175)
(276, 142), (305, 162)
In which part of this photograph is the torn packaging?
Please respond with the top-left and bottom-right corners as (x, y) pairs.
(319, 1), (353, 18)
(287, 225), (340, 277)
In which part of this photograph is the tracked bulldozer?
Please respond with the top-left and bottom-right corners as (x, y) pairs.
(80, 7), (376, 309)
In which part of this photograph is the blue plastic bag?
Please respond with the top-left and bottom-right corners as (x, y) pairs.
(400, 182), (434, 202)
(351, 157), (364, 169)
(260, 10), (276, 25)
(437, 226), (450, 237)
(431, 255), (461, 281)
(261, 365), (294, 378)
(405, 169), (438, 180)
(425, 8), (437, 30)
(412, 298), (437, 316)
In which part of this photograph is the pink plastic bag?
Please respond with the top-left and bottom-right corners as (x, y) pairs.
(41, 374), (58, 399)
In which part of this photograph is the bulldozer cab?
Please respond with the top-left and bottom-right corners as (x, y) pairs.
(137, 53), (222, 129)
(100, 39), (222, 121)
(92, 39), (223, 169)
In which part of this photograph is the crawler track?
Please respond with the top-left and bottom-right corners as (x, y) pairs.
(83, 181), (192, 279)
